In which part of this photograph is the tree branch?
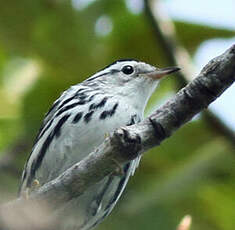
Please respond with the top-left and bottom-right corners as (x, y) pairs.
(144, 0), (235, 145)
(1, 45), (235, 229)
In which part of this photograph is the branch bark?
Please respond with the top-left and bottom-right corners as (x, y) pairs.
(0, 45), (235, 229)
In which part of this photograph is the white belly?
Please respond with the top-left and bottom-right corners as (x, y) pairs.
(29, 99), (142, 230)
(36, 99), (140, 182)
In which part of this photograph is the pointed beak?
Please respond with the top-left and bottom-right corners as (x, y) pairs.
(147, 66), (180, 79)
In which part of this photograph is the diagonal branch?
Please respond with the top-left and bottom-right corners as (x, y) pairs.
(1, 45), (235, 228)
(144, 0), (235, 145)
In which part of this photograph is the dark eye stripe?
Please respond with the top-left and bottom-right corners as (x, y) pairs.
(86, 72), (109, 82)
(86, 69), (120, 82)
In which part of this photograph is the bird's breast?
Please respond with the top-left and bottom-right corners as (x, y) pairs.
(36, 98), (142, 182)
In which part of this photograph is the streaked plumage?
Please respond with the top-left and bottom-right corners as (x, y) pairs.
(19, 59), (179, 230)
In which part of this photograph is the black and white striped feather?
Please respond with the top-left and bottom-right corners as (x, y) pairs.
(19, 59), (159, 230)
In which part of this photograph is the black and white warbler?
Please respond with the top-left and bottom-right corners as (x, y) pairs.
(19, 59), (179, 230)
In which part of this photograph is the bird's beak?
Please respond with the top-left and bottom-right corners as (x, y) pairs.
(147, 66), (180, 79)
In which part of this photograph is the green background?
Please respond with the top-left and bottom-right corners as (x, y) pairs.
(0, 0), (234, 229)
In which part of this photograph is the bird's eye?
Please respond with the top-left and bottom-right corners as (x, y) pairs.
(121, 65), (134, 75)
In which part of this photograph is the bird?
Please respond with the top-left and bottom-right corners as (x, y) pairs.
(19, 59), (179, 230)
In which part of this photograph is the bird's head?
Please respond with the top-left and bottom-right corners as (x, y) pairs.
(86, 59), (179, 86)
(85, 59), (180, 108)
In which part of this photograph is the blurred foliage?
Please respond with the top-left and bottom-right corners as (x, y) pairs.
(174, 21), (235, 54)
(0, 0), (234, 229)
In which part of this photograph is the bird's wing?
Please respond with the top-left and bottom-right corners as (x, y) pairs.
(18, 85), (142, 230)
(18, 84), (86, 193)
